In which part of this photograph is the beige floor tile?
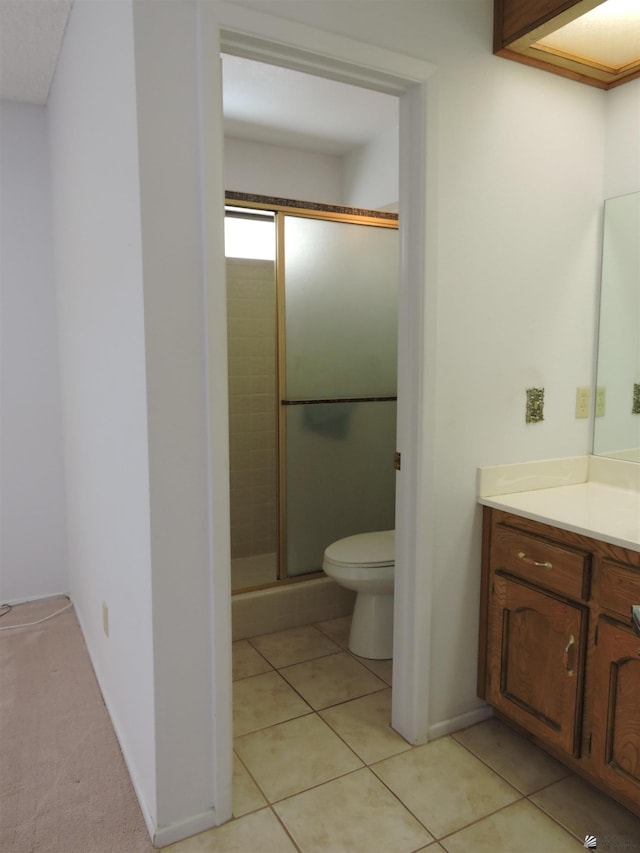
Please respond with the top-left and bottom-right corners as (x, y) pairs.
(233, 670), (311, 737)
(356, 654), (393, 684)
(274, 767), (434, 852)
(232, 754), (267, 817)
(248, 624), (341, 668)
(319, 688), (411, 764)
(531, 774), (640, 845)
(280, 651), (387, 710)
(232, 640), (272, 681)
(372, 736), (520, 838)
(452, 717), (570, 794)
(164, 808), (297, 852)
(440, 799), (581, 852)
(234, 713), (363, 802)
(314, 615), (351, 648)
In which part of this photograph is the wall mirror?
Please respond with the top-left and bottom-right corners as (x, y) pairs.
(593, 191), (640, 462)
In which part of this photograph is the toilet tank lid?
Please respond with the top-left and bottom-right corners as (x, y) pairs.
(324, 530), (395, 567)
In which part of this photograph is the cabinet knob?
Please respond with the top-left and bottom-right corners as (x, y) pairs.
(631, 605), (640, 637)
(518, 551), (553, 570)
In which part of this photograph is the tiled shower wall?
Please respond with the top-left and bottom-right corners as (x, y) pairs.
(226, 258), (278, 559)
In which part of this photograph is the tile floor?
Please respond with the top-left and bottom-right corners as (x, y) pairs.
(167, 616), (640, 853)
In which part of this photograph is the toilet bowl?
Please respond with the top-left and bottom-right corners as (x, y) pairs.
(322, 530), (394, 660)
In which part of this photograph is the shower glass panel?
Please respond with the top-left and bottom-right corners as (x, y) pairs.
(284, 217), (398, 399)
(282, 215), (398, 577)
(285, 400), (397, 575)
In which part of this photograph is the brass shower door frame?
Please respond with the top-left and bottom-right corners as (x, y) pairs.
(226, 192), (398, 587)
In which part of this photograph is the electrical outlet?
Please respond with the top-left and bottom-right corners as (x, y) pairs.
(102, 601), (109, 638)
(595, 386), (606, 417)
(575, 386), (591, 419)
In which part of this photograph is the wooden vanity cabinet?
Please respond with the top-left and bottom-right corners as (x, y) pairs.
(479, 507), (640, 816)
(591, 557), (640, 809)
(483, 513), (590, 757)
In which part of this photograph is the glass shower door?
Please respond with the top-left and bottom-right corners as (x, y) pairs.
(281, 214), (398, 577)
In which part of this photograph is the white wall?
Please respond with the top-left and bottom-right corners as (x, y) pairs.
(48, 0), (228, 843)
(225, 136), (343, 202)
(343, 125), (399, 209)
(47, 0), (157, 833)
(225, 0), (608, 729)
(604, 79), (640, 198)
(132, 0), (227, 838)
(432, 64), (605, 726)
(0, 101), (68, 603)
(225, 128), (399, 210)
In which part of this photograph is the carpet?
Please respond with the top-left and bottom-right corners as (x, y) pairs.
(0, 597), (156, 853)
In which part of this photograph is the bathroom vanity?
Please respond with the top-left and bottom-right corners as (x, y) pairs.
(477, 458), (640, 817)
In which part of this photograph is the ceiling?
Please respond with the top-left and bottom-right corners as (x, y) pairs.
(221, 54), (398, 155)
(0, 0), (72, 105)
(0, 1), (398, 154)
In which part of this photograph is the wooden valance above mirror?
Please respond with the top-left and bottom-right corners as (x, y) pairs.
(494, 0), (640, 89)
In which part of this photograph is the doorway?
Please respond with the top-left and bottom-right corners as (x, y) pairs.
(201, 3), (438, 825)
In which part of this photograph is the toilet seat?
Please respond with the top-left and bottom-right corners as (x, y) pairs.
(323, 530), (394, 569)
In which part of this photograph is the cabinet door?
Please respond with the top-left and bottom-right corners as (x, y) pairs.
(591, 619), (640, 808)
(487, 574), (586, 756)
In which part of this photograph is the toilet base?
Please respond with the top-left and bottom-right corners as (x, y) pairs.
(348, 592), (394, 660)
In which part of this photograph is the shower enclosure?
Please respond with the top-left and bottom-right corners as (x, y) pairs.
(225, 194), (398, 592)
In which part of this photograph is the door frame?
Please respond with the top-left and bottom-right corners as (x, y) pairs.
(198, 0), (438, 823)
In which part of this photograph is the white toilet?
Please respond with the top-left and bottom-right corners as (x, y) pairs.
(322, 530), (394, 660)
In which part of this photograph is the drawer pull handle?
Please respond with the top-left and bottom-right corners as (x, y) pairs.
(517, 551), (553, 570)
(564, 634), (576, 676)
(631, 605), (640, 637)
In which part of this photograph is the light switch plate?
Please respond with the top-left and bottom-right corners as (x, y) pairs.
(526, 387), (544, 423)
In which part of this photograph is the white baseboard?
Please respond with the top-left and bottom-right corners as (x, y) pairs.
(427, 704), (493, 741)
(153, 809), (220, 848)
(2, 590), (70, 606)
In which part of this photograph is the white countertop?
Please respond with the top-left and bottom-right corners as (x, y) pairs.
(478, 456), (640, 553)
(480, 482), (640, 552)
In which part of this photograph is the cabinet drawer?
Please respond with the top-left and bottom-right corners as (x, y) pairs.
(600, 560), (640, 624)
(492, 523), (589, 600)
